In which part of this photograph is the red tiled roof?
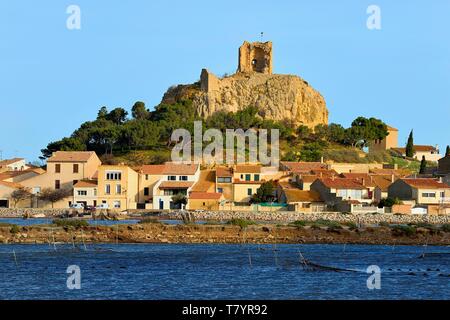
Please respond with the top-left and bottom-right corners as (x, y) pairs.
(0, 158), (24, 166)
(0, 180), (23, 189)
(159, 181), (194, 189)
(74, 180), (97, 188)
(47, 151), (97, 162)
(216, 166), (233, 177)
(392, 145), (438, 153)
(189, 192), (222, 200)
(318, 178), (365, 190)
(235, 164), (261, 173)
(402, 178), (450, 189)
(140, 165), (166, 175)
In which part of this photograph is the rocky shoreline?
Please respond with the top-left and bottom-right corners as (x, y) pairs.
(1, 222), (449, 246)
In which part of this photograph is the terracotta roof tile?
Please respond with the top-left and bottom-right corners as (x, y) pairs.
(234, 164), (261, 173)
(159, 181), (194, 189)
(402, 178), (450, 189)
(216, 166), (233, 177)
(47, 151), (97, 162)
(318, 178), (366, 190)
(140, 165), (166, 175)
(281, 161), (327, 173)
(0, 180), (23, 189)
(0, 158), (24, 166)
(74, 180), (98, 188)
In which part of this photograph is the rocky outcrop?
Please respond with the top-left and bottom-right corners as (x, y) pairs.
(160, 41), (329, 128)
(162, 72), (329, 128)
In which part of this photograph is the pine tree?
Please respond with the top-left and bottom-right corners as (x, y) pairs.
(419, 155), (426, 174)
(405, 130), (414, 158)
(446, 145), (450, 157)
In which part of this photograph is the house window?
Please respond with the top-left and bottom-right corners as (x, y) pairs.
(77, 190), (87, 196)
(55, 180), (60, 190)
(441, 192), (445, 199)
(73, 164), (79, 173)
(94, 189), (97, 196)
(179, 176), (188, 181)
(116, 184), (122, 194)
(105, 184), (111, 195)
(217, 187), (223, 193)
(254, 174), (260, 181)
(240, 174), (244, 179)
(217, 177), (231, 183)
(247, 188), (252, 196)
(55, 164), (61, 173)
(168, 176), (176, 181)
(145, 174), (149, 180)
(245, 174), (251, 181)
(144, 187), (150, 196)
(422, 192), (436, 198)
(106, 171), (121, 180)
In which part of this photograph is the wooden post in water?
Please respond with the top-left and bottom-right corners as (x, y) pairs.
(12, 250), (18, 267)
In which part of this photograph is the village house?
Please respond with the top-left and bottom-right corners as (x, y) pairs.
(137, 164), (166, 209)
(215, 166), (234, 201)
(340, 172), (395, 203)
(392, 145), (441, 162)
(232, 164), (264, 203)
(311, 177), (369, 212)
(20, 151), (101, 208)
(277, 181), (324, 212)
(152, 163), (200, 210)
(388, 178), (450, 206)
(73, 180), (98, 208)
(188, 191), (224, 210)
(97, 165), (138, 211)
(0, 158), (29, 172)
(370, 125), (399, 152)
(0, 181), (27, 208)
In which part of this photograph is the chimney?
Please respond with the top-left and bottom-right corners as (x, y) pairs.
(361, 178), (365, 186)
(391, 174), (395, 183)
(320, 156), (324, 164)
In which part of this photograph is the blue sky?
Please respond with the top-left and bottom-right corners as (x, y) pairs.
(1, 0), (449, 162)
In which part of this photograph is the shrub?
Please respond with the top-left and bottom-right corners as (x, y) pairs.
(343, 222), (358, 230)
(441, 224), (450, 233)
(52, 219), (88, 228)
(391, 225), (416, 237)
(289, 220), (307, 227)
(10, 225), (20, 234)
(227, 218), (256, 228)
(315, 219), (341, 229)
(379, 221), (390, 227)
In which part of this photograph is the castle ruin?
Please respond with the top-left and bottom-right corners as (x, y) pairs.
(237, 41), (273, 74)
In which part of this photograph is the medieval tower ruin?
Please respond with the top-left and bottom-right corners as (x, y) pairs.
(237, 41), (273, 74)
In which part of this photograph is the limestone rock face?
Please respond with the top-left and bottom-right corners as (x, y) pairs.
(161, 71), (329, 128)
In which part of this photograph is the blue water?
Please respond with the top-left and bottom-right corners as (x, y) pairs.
(0, 218), (207, 226)
(0, 244), (449, 299)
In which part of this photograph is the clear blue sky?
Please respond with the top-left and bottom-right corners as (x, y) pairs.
(1, 0), (449, 162)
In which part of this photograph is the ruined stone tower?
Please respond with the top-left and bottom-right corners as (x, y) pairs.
(237, 41), (273, 74)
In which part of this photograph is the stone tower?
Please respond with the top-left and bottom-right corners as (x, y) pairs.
(237, 41), (273, 74)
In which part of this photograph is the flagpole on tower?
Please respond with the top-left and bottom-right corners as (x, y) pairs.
(260, 32), (264, 41)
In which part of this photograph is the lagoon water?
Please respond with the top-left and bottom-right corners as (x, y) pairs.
(0, 244), (449, 300)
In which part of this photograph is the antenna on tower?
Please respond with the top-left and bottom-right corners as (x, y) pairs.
(260, 32), (264, 41)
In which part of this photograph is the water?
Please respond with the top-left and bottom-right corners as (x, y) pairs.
(0, 244), (449, 300)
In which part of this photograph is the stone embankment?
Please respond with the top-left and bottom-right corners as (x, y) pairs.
(1, 208), (449, 225)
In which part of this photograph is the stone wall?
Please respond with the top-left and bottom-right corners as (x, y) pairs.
(0, 208), (67, 217)
(176, 211), (450, 225)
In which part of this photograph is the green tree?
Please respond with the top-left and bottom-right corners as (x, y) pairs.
(97, 106), (108, 120)
(326, 123), (346, 143)
(106, 107), (128, 125)
(131, 101), (149, 120)
(171, 193), (187, 209)
(419, 155), (426, 174)
(406, 130), (415, 157)
(296, 125), (312, 140)
(446, 145), (450, 157)
(251, 181), (275, 203)
(345, 117), (388, 148)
